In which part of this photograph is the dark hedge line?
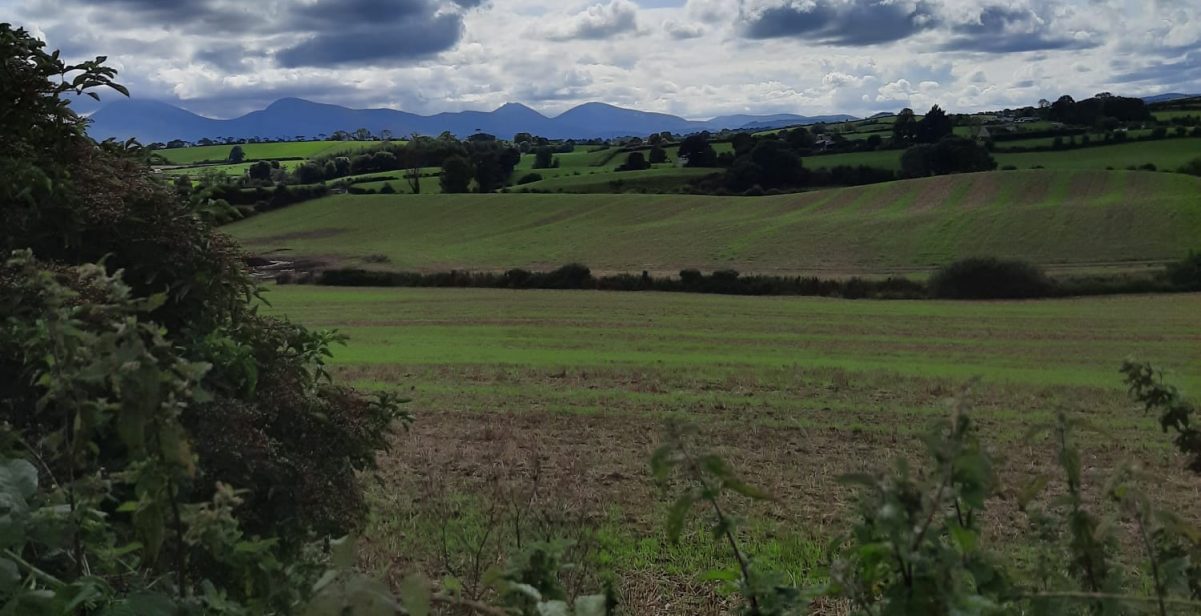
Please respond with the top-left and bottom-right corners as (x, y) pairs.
(280, 264), (927, 299)
(276, 255), (1201, 300)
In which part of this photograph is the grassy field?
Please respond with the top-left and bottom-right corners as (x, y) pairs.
(994, 137), (1201, 170)
(226, 169), (1201, 275)
(795, 136), (1201, 172)
(514, 166), (716, 193)
(157, 140), (378, 164)
(1154, 110), (1201, 122)
(161, 160), (305, 177)
(260, 285), (1201, 613)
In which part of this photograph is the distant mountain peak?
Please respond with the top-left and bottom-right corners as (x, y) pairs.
(88, 97), (861, 143)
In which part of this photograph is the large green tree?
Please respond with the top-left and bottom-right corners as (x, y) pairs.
(1, 24), (403, 612)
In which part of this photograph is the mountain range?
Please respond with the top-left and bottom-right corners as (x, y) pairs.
(85, 98), (858, 143)
(1141, 93), (1200, 104)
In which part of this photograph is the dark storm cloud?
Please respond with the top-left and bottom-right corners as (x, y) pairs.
(1111, 51), (1201, 85)
(742, 0), (939, 46)
(940, 6), (1097, 53)
(275, 0), (472, 67)
(277, 14), (465, 67)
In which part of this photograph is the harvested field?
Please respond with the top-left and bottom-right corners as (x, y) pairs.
(263, 285), (1201, 614)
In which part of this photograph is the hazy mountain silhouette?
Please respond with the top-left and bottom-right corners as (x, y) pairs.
(87, 97), (858, 143)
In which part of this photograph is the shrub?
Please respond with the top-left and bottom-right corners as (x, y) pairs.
(1178, 157), (1201, 176)
(1139, 162), (1158, 172)
(517, 172), (543, 185)
(541, 263), (594, 289)
(0, 27), (408, 612)
(929, 257), (1053, 299)
(1167, 250), (1201, 290)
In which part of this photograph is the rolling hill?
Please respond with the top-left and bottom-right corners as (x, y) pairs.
(225, 170), (1201, 276)
(88, 97), (856, 143)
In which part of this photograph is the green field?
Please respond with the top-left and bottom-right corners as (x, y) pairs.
(1154, 110), (1201, 122)
(157, 140), (379, 164)
(161, 160), (305, 177)
(994, 137), (1201, 170)
(794, 137), (1201, 172)
(803, 148), (903, 170)
(261, 285), (1201, 610)
(226, 169), (1201, 274)
(514, 166), (715, 193)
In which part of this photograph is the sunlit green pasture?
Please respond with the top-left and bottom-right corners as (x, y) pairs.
(157, 140), (379, 164)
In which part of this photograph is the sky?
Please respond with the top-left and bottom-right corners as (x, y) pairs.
(5, 0), (1199, 120)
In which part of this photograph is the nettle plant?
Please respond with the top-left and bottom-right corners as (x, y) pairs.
(657, 370), (1201, 615)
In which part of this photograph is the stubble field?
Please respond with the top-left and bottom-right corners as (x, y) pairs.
(261, 284), (1201, 614)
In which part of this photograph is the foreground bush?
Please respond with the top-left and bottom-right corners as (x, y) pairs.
(929, 257), (1054, 299)
(656, 362), (1201, 614)
(2, 25), (411, 613)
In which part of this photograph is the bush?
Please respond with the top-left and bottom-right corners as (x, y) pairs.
(1167, 250), (1201, 290)
(929, 257), (1053, 299)
(517, 172), (543, 185)
(1178, 157), (1201, 176)
(0, 27), (408, 612)
(541, 263), (594, 289)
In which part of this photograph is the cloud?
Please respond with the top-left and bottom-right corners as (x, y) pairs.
(941, 5), (1098, 53)
(664, 19), (705, 39)
(274, 0), (477, 67)
(741, 0), (940, 46)
(543, 0), (642, 41)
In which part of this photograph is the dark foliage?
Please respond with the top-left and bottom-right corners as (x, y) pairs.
(929, 257), (1053, 299)
(617, 151), (651, 172)
(1, 24), (406, 610)
(679, 132), (718, 167)
(901, 137), (997, 178)
(1166, 250), (1201, 290)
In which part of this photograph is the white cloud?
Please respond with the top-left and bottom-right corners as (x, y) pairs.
(6, 0), (1198, 120)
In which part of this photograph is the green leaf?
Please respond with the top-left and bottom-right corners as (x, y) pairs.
(573, 595), (609, 616)
(100, 592), (178, 616)
(398, 574), (431, 616)
(666, 493), (695, 544)
(649, 445), (674, 484)
(536, 600), (570, 616)
(0, 459), (38, 499)
(0, 558), (18, 594)
(1016, 475), (1049, 510)
(441, 576), (463, 596)
(330, 535), (357, 569)
(723, 476), (771, 501)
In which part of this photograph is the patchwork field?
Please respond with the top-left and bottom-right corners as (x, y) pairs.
(157, 139), (378, 164)
(227, 169), (1201, 275)
(262, 285), (1201, 613)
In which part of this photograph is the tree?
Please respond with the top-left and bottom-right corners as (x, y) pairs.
(533, 145), (555, 169)
(679, 132), (718, 167)
(892, 108), (918, 145)
(227, 144), (245, 163)
(247, 160), (273, 181)
(617, 151), (650, 171)
(731, 132), (756, 156)
(469, 141), (521, 192)
(649, 145), (668, 164)
(916, 105), (953, 143)
(352, 127), (372, 141)
(441, 155), (474, 193)
(901, 136), (997, 178)
(380, 128), (394, 141)
(296, 161), (325, 184)
(749, 139), (803, 187)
